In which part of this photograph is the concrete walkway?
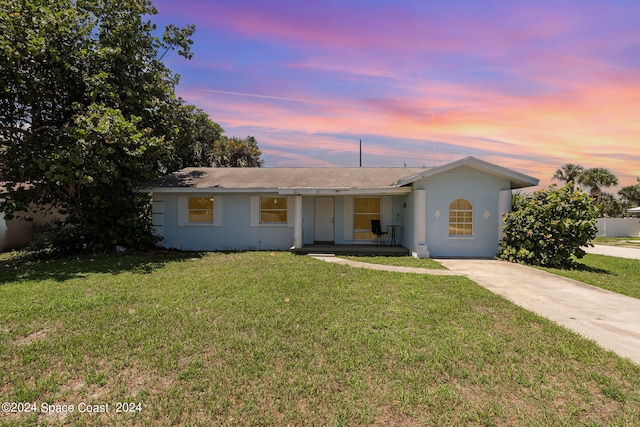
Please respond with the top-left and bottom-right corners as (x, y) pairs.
(585, 244), (640, 260)
(438, 259), (640, 365)
(309, 254), (465, 275)
(311, 254), (640, 365)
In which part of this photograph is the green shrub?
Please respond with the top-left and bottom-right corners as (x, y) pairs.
(498, 183), (599, 268)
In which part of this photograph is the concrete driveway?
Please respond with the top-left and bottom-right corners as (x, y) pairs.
(438, 259), (640, 365)
(585, 244), (640, 260)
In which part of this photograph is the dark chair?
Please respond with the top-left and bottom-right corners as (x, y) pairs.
(371, 219), (388, 245)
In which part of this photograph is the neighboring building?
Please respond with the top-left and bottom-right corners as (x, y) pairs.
(0, 184), (62, 252)
(142, 156), (539, 258)
(0, 207), (60, 252)
(0, 211), (5, 251)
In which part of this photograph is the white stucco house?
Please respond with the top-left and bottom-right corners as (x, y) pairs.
(142, 156), (538, 258)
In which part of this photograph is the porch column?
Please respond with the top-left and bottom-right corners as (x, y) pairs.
(293, 195), (303, 249)
(412, 189), (430, 258)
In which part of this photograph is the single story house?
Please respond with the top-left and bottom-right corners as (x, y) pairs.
(142, 156), (539, 258)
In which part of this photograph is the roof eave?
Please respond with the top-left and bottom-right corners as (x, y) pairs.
(139, 186), (413, 195)
(508, 177), (540, 190)
(139, 187), (283, 193)
(394, 156), (539, 189)
(278, 187), (412, 195)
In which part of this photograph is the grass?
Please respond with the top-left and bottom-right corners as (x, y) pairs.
(337, 255), (447, 269)
(539, 254), (640, 300)
(594, 237), (640, 247)
(1, 251), (639, 426)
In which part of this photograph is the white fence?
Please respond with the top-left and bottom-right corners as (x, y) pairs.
(596, 218), (640, 237)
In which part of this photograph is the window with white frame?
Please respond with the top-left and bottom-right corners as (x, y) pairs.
(260, 197), (287, 223)
(449, 198), (473, 237)
(353, 197), (380, 240)
(188, 197), (214, 223)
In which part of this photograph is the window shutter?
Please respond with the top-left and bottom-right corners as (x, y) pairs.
(343, 196), (353, 241)
(213, 196), (222, 226)
(250, 196), (259, 227)
(177, 196), (187, 227)
(152, 194), (164, 238)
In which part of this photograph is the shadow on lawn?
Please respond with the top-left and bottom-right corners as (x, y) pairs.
(570, 262), (611, 274)
(0, 250), (205, 285)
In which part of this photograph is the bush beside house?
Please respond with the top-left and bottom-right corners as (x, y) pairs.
(499, 183), (599, 269)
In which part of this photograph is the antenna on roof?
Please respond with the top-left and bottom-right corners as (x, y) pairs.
(359, 139), (362, 167)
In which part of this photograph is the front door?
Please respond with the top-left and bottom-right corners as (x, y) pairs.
(314, 197), (334, 243)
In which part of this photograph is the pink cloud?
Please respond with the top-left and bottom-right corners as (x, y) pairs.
(189, 78), (640, 187)
(158, 0), (584, 59)
(261, 148), (337, 167)
(163, 0), (640, 189)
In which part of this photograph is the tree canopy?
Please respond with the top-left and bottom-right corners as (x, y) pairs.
(168, 105), (225, 171)
(551, 163), (633, 217)
(552, 163), (584, 185)
(619, 179), (640, 207)
(211, 136), (264, 168)
(577, 167), (619, 202)
(166, 105), (264, 170)
(0, 0), (198, 252)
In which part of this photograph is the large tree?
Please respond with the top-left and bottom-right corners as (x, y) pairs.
(0, 0), (195, 252)
(166, 106), (264, 170)
(168, 104), (225, 171)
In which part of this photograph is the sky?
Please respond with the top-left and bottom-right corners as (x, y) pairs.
(152, 0), (640, 190)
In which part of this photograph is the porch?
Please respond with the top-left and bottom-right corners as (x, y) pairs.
(292, 244), (410, 256)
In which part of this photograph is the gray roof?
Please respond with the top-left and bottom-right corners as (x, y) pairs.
(143, 157), (539, 193)
(145, 167), (429, 190)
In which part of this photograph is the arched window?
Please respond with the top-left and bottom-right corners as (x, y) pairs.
(449, 199), (473, 237)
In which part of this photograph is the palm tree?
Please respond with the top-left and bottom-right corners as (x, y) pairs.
(577, 167), (619, 201)
(618, 178), (640, 206)
(552, 163), (584, 185)
(597, 192), (625, 217)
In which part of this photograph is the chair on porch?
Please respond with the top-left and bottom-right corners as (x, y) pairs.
(371, 219), (388, 245)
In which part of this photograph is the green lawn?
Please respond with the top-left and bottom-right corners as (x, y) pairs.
(540, 254), (640, 300)
(338, 255), (447, 269)
(1, 251), (639, 426)
(594, 237), (640, 247)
